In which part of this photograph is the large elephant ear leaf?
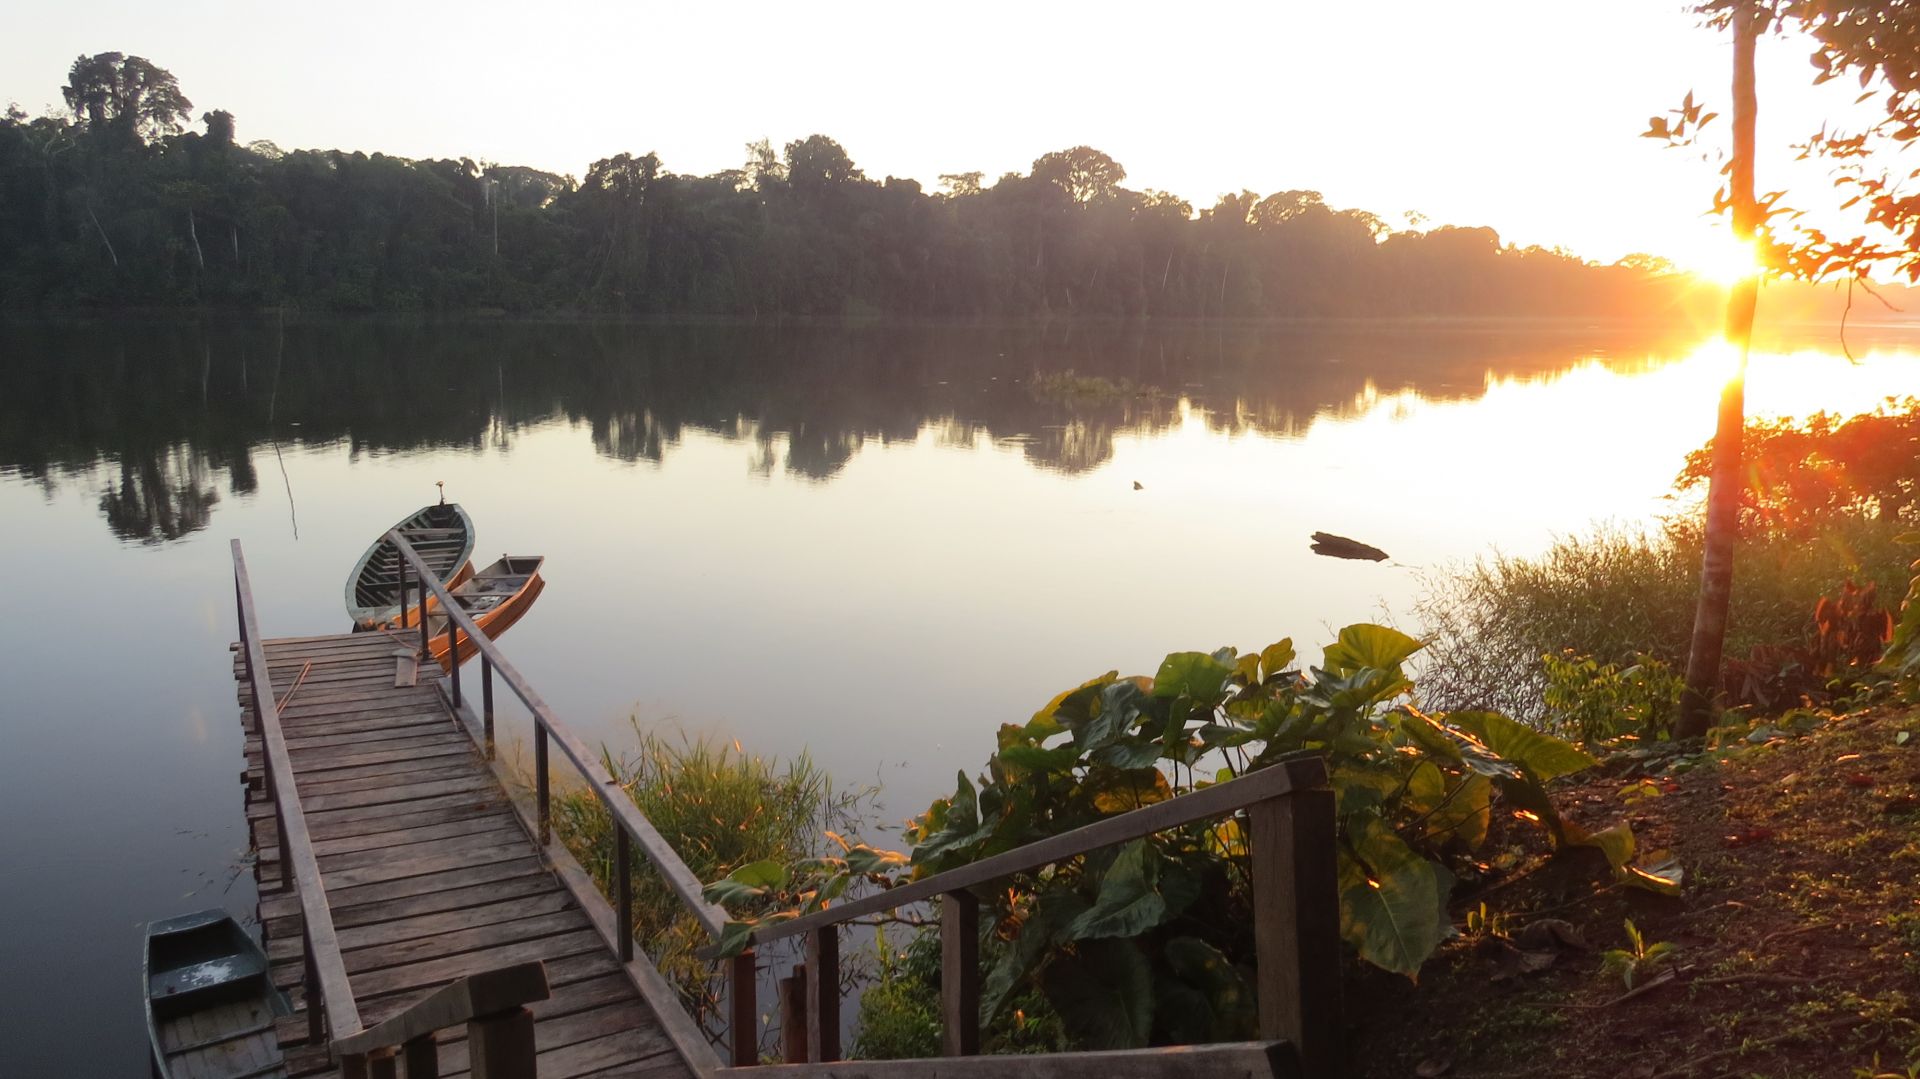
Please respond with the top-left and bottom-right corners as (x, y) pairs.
(1066, 840), (1170, 940)
(1040, 939), (1154, 1050)
(1448, 710), (1597, 782)
(1153, 651), (1235, 705)
(1337, 819), (1448, 978)
(1322, 624), (1425, 676)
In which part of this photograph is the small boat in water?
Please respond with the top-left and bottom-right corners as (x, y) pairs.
(405, 554), (547, 668)
(144, 909), (290, 1078)
(345, 500), (477, 629)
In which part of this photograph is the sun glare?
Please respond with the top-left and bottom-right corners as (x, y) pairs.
(1680, 233), (1760, 286)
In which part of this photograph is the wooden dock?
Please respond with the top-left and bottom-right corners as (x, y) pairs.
(223, 533), (1339, 1079)
(234, 629), (701, 1078)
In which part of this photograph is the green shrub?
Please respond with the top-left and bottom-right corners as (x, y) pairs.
(707, 625), (1675, 1052)
(1540, 650), (1683, 743)
(550, 724), (872, 1037)
(852, 926), (1070, 1059)
(1415, 517), (1911, 726)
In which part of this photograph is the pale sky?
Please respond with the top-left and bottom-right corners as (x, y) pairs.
(0, 1), (1889, 271)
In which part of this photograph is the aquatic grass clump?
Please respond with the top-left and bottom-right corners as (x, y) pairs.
(549, 723), (873, 1036)
(1414, 516), (1913, 727)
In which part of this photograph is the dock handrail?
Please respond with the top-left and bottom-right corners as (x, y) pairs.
(385, 529), (1342, 1078)
(231, 540), (362, 1043)
(331, 961), (550, 1077)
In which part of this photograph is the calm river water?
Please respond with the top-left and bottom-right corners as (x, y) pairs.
(1, 316), (1914, 1072)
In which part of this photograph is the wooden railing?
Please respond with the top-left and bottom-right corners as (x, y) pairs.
(736, 754), (1340, 1076)
(386, 530), (1343, 1078)
(233, 540), (558, 1079)
(232, 540), (362, 1046)
(332, 962), (550, 1079)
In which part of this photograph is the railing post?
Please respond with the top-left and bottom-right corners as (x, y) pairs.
(304, 927), (323, 1042)
(614, 825), (633, 962)
(402, 1032), (439, 1079)
(729, 949), (758, 1067)
(468, 1007), (537, 1079)
(481, 655), (496, 758)
(418, 573), (430, 657)
(448, 617), (461, 708)
(397, 556), (409, 631)
(534, 722), (550, 846)
(779, 964), (809, 1064)
(1248, 787), (1342, 1079)
(805, 927), (841, 1062)
(941, 891), (980, 1056)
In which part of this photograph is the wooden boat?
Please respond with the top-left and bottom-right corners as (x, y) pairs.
(144, 909), (290, 1078)
(406, 554), (547, 668)
(344, 501), (476, 629)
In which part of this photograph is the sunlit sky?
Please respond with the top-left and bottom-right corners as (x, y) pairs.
(0, 0), (1891, 272)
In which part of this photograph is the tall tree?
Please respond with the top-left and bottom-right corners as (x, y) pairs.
(62, 52), (192, 142)
(1677, 2), (1764, 738)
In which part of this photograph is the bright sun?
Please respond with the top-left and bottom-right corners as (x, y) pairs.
(1678, 231), (1761, 286)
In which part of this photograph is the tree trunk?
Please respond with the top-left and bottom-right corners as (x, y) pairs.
(187, 207), (205, 269)
(1678, 3), (1763, 738)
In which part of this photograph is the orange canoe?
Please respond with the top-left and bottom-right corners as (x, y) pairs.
(411, 555), (546, 669)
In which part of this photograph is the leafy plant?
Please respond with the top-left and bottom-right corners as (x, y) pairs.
(1598, 919), (1678, 989)
(1463, 901), (1511, 941)
(1541, 649), (1683, 742)
(1881, 534), (1920, 685)
(706, 624), (1678, 1051)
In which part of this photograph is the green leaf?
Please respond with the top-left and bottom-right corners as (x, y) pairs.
(1574, 822), (1636, 871)
(1338, 818), (1447, 978)
(1153, 651), (1234, 704)
(1406, 763), (1492, 849)
(982, 892), (1088, 1021)
(999, 743), (1083, 773)
(1031, 672), (1119, 734)
(1066, 840), (1170, 939)
(1260, 638), (1297, 682)
(844, 845), (909, 875)
(1322, 624), (1424, 676)
(1160, 936), (1254, 1042)
(1449, 711), (1597, 782)
(1073, 680), (1152, 754)
(1621, 855), (1685, 896)
(703, 858), (791, 906)
(1041, 939), (1154, 1049)
(1088, 767), (1172, 813)
(712, 919), (755, 958)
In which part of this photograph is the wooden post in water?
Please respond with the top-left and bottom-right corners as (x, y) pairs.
(1248, 787), (1342, 1078)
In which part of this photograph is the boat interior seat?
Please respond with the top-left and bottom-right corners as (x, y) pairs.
(149, 949), (269, 1004)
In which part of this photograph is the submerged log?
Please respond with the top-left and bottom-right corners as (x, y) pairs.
(1310, 531), (1389, 562)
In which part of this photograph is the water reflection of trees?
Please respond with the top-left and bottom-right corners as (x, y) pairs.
(99, 445), (221, 543)
(1, 317), (1718, 543)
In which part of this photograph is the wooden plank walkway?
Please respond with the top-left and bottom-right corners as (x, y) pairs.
(233, 631), (698, 1079)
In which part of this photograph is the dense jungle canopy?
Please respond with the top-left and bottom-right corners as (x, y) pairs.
(1, 52), (1709, 317)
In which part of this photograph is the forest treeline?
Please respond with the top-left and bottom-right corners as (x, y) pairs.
(2, 52), (1715, 317)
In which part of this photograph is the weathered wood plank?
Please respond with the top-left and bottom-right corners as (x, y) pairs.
(714, 1043), (1292, 1079)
